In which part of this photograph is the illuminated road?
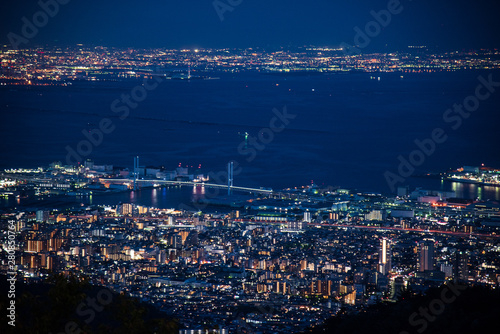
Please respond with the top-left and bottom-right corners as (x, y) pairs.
(309, 223), (500, 239)
(39, 212), (500, 239)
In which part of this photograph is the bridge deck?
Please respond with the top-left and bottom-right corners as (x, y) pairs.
(102, 179), (273, 194)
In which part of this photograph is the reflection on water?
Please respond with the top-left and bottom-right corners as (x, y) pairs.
(450, 182), (500, 201)
(151, 188), (158, 208)
(92, 182), (499, 209)
(192, 184), (205, 195)
(94, 182), (500, 209)
(1, 181), (499, 211)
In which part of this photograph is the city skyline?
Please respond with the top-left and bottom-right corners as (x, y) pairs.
(2, 158), (500, 333)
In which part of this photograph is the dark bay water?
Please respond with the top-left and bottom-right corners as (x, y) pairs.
(1, 70), (500, 207)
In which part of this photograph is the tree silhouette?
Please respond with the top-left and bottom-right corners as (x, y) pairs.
(0, 273), (178, 334)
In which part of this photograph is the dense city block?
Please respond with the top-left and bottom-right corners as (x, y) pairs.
(1, 162), (500, 333)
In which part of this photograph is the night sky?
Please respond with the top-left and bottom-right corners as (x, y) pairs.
(1, 0), (500, 50)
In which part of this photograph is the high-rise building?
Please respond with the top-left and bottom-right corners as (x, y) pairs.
(288, 221), (304, 230)
(157, 249), (167, 264)
(419, 240), (435, 272)
(119, 203), (133, 216)
(171, 234), (183, 249)
(36, 210), (49, 222)
(440, 263), (454, 278)
(137, 205), (149, 214)
(378, 238), (391, 275)
(304, 211), (312, 223)
(366, 210), (386, 221)
(390, 276), (405, 301)
(310, 280), (333, 296)
(454, 250), (469, 282)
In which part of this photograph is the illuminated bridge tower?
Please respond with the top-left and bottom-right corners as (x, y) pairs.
(133, 156), (139, 191)
(228, 162), (234, 195)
